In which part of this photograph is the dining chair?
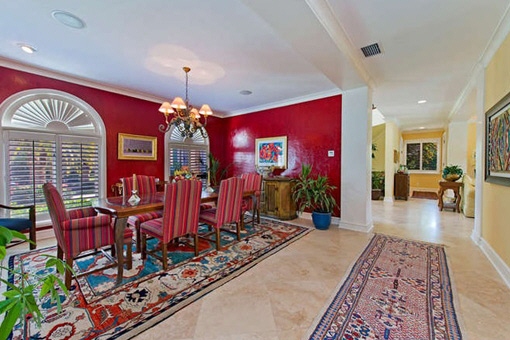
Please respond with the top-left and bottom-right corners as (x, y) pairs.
(240, 173), (263, 229)
(0, 204), (36, 250)
(121, 174), (163, 253)
(43, 182), (133, 289)
(139, 179), (202, 269)
(199, 177), (245, 251)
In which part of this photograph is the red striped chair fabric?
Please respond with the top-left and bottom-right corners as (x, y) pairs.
(43, 182), (133, 289)
(240, 173), (263, 227)
(140, 180), (202, 269)
(199, 177), (245, 250)
(121, 175), (163, 252)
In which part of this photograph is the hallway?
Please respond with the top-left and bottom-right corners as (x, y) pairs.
(135, 198), (510, 339)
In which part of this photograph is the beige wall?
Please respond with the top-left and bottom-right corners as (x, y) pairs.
(483, 33), (510, 267)
(402, 130), (444, 191)
(372, 124), (386, 171)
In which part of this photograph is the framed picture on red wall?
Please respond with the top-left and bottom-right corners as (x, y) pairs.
(255, 136), (287, 169)
(118, 133), (157, 161)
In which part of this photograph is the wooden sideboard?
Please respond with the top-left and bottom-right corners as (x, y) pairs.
(394, 173), (409, 200)
(261, 177), (297, 220)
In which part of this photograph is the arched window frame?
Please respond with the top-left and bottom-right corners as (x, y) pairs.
(0, 89), (107, 223)
(165, 125), (210, 188)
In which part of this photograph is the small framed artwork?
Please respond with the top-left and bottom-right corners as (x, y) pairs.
(118, 133), (157, 161)
(255, 136), (287, 169)
(485, 91), (510, 186)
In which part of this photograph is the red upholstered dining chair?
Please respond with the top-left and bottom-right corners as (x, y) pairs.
(43, 182), (133, 289)
(121, 174), (163, 253)
(199, 177), (245, 251)
(139, 180), (202, 270)
(240, 173), (263, 229)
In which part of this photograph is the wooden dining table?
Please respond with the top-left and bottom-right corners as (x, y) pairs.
(92, 189), (254, 284)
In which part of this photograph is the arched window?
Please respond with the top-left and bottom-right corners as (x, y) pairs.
(165, 125), (209, 188)
(0, 89), (106, 222)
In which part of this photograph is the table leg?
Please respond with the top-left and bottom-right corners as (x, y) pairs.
(114, 216), (127, 285)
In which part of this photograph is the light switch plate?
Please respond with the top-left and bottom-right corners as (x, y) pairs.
(328, 150), (334, 157)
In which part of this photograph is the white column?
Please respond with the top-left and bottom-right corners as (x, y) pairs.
(472, 69), (485, 244)
(340, 86), (373, 233)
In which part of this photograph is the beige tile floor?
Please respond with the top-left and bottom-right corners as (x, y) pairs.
(5, 198), (510, 339)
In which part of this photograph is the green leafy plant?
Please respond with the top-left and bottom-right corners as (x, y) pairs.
(205, 153), (233, 187)
(0, 226), (72, 340)
(442, 164), (463, 177)
(371, 171), (385, 190)
(292, 164), (338, 213)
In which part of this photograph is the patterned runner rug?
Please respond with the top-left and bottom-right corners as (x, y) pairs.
(7, 218), (311, 339)
(307, 234), (462, 340)
(412, 191), (439, 200)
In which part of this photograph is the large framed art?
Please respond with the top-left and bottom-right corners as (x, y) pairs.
(118, 133), (157, 161)
(255, 136), (287, 169)
(485, 91), (510, 186)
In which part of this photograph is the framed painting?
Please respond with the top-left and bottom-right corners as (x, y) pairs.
(485, 91), (510, 186)
(118, 133), (157, 161)
(255, 136), (287, 169)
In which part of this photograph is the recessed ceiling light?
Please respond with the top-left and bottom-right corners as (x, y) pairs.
(418, 100), (427, 104)
(18, 44), (37, 54)
(419, 126), (425, 129)
(51, 10), (86, 29)
(239, 90), (252, 95)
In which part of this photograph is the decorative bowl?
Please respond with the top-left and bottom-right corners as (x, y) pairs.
(444, 174), (461, 182)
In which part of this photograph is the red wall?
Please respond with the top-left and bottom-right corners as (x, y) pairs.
(0, 67), (342, 215)
(216, 96), (342, 216)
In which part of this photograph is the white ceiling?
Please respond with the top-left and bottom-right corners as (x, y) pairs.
(1, 0), (509, 131)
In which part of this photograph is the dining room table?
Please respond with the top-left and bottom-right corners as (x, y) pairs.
(92, 188), (255, 284)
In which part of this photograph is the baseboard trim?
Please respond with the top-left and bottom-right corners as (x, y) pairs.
(338, 221), (373, 233)
(479, 237), (510, 289)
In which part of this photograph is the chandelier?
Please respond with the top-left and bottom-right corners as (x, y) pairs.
(158, 66), (213, 138)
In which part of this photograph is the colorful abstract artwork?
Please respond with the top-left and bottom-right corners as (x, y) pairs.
(486, 94), (510, 186)
(255, 136), (287, 169)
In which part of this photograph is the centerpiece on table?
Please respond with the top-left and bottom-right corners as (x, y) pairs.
(173, 166), (198, 182)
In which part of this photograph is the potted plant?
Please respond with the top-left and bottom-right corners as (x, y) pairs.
(0, 226), (71, 340)
(292, 164), (338, 230)
(442, 164), (463, 182)
(371, 171), (385, 200)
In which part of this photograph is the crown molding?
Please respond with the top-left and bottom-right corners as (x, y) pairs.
(227, 88), (341, 117)
(0, 58), (165, 104)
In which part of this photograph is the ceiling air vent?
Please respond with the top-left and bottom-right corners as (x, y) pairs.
(361, 43), (381, 57)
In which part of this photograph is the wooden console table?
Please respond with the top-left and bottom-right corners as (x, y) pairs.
(438, 181), (463, 212)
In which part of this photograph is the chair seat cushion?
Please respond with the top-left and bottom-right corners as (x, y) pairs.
(0, 218), (32, 231)
(127, 210), (163, 227)
(199, 209), (218, 225)
(140, 218), (163, 238)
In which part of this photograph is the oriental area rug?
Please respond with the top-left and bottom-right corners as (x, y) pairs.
(307, 234), (463, 340)
(7, 218), (311, 340)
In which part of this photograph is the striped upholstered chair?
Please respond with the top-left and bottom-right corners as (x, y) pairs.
(140, 180), (202, 269)
(240, 173), (263, 229)
(199, 177), (245, 251)
(121, 174), (163, 253)
(43, 182), (133, 289)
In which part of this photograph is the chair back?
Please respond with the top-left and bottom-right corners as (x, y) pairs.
(121, 175), (157, 198)
(241, 173), (262, 193)
(241, 172), (263, 207)
(42, 182), (70, 251)
(161, 180), (202, 243)
(215, 177), (245, 226)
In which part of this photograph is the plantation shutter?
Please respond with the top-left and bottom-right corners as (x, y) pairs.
(168, 143), (208, 188)
(61, 139), (100, 209)
(7, 135), (57, 217)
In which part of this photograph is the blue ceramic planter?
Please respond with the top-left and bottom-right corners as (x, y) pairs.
(312, 211), (331, 230)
